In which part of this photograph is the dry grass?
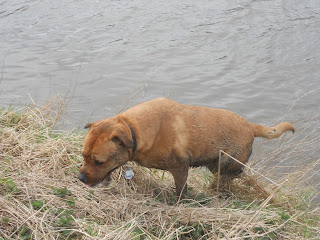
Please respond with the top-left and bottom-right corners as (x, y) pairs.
(0, 97), (319, 240)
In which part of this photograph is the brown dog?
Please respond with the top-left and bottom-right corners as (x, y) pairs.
(78, 98), (295, 198)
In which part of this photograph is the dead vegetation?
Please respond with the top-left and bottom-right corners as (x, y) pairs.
(0, 97), (319, 239)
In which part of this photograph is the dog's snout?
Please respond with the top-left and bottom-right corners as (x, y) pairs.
(78, 172), (87, 183)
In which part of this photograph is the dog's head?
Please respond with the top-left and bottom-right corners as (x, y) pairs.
(78, 118), (134, 187)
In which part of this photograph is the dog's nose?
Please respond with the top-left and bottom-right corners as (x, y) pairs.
(78, 172), (87, 183)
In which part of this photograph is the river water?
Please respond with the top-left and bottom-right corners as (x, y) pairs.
(1, 0), (320, 192)
(1, 0), (319, 125)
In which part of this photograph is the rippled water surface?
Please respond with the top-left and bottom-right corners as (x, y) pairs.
(1, 0), (320, 126)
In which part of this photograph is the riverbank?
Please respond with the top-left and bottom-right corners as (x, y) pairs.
(0, 98), (319, 239)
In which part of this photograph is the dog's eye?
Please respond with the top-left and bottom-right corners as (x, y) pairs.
(94, 160), (104, 166)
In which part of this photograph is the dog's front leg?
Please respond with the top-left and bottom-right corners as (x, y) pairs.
(170, 167), (188, 201)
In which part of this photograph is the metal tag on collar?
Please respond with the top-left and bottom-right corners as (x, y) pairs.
(124, 166), (134, 180)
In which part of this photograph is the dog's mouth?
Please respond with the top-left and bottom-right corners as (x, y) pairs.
(90, 167), (118, 187)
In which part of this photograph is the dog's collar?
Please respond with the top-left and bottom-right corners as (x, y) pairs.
(129, 126), (137, 157)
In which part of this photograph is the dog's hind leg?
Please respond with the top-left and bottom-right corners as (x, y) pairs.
(207, 149), (246, 191)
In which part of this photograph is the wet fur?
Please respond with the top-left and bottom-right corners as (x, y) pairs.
(79, 98), (295, 199)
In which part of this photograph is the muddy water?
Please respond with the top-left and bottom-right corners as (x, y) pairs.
(1, 0), (320, 183)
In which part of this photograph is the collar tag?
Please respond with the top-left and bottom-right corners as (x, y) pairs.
(124, 167), (134, 180)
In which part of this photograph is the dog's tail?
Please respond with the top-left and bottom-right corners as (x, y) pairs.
(250, 122), (295, 140)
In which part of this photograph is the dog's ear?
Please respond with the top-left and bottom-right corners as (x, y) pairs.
(85, 120), (104, 129)
(111, 129), (134, 149)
